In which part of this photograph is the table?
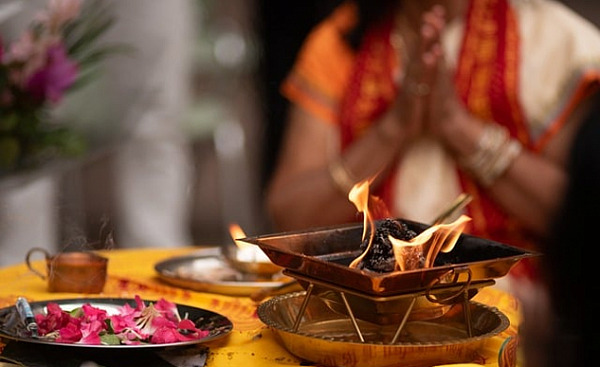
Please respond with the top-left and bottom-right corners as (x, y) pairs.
(0, 247), (522, 367)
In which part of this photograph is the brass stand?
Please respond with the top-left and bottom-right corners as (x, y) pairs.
(287, 268), (493, 344)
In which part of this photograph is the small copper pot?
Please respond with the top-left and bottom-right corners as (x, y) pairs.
(25, 247), (108, 293)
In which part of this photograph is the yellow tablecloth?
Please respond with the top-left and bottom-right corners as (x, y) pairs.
(0, 247), (522, 367)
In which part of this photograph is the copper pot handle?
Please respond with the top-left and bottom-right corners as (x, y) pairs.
(25, 247), (51, 280)
(425, 266), (472, 304)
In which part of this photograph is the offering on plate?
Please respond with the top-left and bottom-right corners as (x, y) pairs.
(32, 295), (209, 345)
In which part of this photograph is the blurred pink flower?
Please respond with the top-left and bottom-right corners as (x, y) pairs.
(36, 0), (82, 33)
(79, 319), (106, 345)
(34, 302), (72, 335)
(4, 30), (58, 88)
(0, 0), (118, 172)
(56, 322), (83, 343)
(109, 313), (136, 334)
(5, 31), (36, 63)
(82, 303), (108, 323)
(25, 43), (78, 103)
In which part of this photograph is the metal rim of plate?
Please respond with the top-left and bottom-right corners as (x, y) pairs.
(256, 291), (511, 367)
(257, 291), (509, 346)
(154, 247), (293, 296)
(0, 298), (233, 350)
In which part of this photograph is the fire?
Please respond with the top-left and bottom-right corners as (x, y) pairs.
(390, 215), (471, 271)
(350, 181), (374, 244)
(348, 178), (377, 268)
(229, 223), (250, 250)
(228, 223), (269, 262)
(346, 178), (471, 272)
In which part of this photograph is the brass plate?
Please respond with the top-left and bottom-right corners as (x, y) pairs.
(154, 247), (297, 296)
(258, 292), (509, 367)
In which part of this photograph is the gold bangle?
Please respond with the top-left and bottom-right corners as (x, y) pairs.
(458, 123), (522, 187)
(328, 158), (357, 195)
(459, 123), (508, 173)
(480, 139), (522, 186)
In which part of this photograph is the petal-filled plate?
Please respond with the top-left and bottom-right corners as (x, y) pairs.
(0, 298), (233, 350)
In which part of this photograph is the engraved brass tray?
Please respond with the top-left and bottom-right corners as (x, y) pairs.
(258, 291), (510, 367)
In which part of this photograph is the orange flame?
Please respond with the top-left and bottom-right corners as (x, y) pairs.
(389, 215), (471, 271)
(348, 177), (379, 268)
(349, 179), (373, 242)
(228, 223), (271, 263)
(345, 177), (472, 272)
(229, 223), (251, 250)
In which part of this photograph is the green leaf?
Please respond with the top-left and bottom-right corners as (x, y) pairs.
(69, 307), (84, 318)
(65, 0), (116, 57)
(77, 44), (134, 67)
(68, 68), (102, 92)
(67, 16), (115, 57)
(37, 128), (87, 157)
(0, 136), (20, 169)
(0, 113), (18, 132)
(100, 333), (121, 345)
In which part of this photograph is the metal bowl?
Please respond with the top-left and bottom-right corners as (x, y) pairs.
(258, 291), (510, 367)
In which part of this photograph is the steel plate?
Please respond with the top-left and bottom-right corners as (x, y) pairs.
(0, 298), (232, 350)
(154, 247), (298, 296)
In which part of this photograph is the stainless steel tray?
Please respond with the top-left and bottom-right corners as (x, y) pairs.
(154, 247), (298, 297)
(241, 219), (539, 296)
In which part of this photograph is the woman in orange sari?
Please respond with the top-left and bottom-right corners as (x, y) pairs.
(265, 0), (600, 280)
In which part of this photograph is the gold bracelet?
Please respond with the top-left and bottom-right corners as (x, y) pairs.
(328, 157), (357, 196)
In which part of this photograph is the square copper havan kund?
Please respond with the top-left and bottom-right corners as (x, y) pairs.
(240, 219), (539, 297)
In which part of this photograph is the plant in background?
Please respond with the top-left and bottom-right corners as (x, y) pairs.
(0, 0), (122, 173)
